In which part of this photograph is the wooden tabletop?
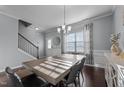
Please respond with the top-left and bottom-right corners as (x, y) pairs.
(23, 54), (85, 85)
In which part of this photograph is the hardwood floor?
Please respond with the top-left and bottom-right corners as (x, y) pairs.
(83, 65), (107, 87)
(0, 65), (107, 87)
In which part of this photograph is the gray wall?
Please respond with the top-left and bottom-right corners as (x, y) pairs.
(44, 28), (61, 57)
(0, 13), (35, 71)
(92, 15), (113, 67)
(93, 15), (113, 50)
(113, 6), (124, 51)
(19, 22), (45, 58)
(70, 15), (113, 51)
(0, 13), (18, 71)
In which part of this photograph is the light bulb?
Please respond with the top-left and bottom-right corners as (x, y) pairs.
(62, 25), (66, 30)
(57, 28), (61, 33)
(35, 27), (40, 30)
(67, 26), (71, 31)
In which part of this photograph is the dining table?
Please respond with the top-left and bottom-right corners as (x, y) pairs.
(23, 54), (85, 85)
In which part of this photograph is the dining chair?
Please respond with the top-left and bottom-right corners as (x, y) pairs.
(76, 57), (86, 86)
(62, 57), (86, 87)
(5, 67), (23, 87)
(62, 64), (81, 87)
(5, 67), (49, 87)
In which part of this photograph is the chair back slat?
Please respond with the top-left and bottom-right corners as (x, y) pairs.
(66, 57), (86, 84)
(66, 64), (79, 84)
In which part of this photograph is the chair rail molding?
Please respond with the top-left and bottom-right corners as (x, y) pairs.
(93, 50), (110, 68)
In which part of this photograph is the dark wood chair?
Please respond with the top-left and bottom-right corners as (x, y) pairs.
(5, 67), (48, 87)
(62, 57), (86, 87)
(62, 64), (81, 87)
(76, 57), (86, 86)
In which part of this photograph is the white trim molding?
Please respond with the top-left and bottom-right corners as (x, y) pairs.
(0, 11), (19, 20)
(85, 50), (110, 68)
(93, 50), (110, 68)
(18, 48), (37, 60)
(0, 65), (23, 73)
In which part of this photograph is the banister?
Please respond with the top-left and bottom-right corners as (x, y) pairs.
(18, 33), (39, 58)
(18, 33), (38, 48)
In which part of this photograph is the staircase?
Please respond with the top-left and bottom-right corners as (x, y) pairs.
(18, 33), (39, 59)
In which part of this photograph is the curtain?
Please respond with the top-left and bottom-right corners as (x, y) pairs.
(61, 23), (94, 65)
(83, 23), (94, 65)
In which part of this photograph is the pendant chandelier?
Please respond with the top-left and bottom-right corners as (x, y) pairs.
(57, 5), (72, 34)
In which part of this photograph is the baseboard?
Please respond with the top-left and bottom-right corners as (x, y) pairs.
(85, 64), (105, 69)
(12, 65), (23, 70)
(0, 49), (36, 72)
(0, 65), (23, 73)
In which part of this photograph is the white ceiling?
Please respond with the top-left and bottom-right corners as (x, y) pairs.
(0, 5), (113, 31)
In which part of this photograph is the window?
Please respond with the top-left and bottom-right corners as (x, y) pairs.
(48, 39), (51, 49)
(64, 31), (84, 53)
(66, 33), (75, 52)
(76, 31), (84, 53)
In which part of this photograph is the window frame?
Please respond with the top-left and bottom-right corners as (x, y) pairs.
(64, 31), (84, 54)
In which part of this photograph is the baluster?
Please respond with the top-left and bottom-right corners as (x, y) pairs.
(18, 33), (38, 58)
